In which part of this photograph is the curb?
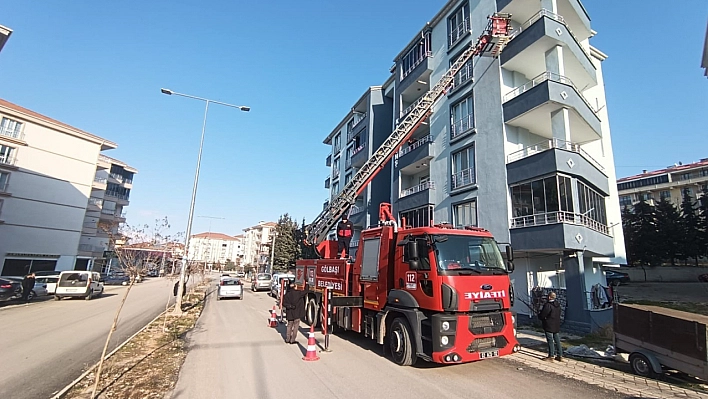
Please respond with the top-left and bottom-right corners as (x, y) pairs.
(506, 346), (708, 399)
(50, 308), (170, 399)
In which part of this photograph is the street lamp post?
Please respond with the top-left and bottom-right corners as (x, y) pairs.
(161, 88), (249, 315)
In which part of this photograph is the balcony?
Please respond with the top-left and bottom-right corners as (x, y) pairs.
(497, 0), (591, 41)
(350, 142), (368, 168)
(324, 177), (330, 189)
(0, 154), (16, 167)
(395, 135), (434, 171)
(347, 113), (368, 143)
(93, 176), (107, 189)
(326, 154), (332, 167)
(0, 126), (26, 144)
(105, 191), (130, 205)
(450, 115), (475, 141)
(451, 168), (476, 190)
(503, 72), (601, 143)
(509, 210), (613, 256)
(97, 154), (111, 169)
(398, 31), (432, 88)
(82, 221), (98, 234)
(501, 9), (596, 91)
(401, 181), (435, 198)
(350, 204), (365, 215)
(88, 197), (103, 209)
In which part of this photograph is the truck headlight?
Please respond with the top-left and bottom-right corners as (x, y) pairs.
(441, 336), (449, 346)
(442, 321), (450, 331)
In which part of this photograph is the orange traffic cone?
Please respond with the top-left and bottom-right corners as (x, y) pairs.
(302, 324), (320, 361)
(269, 306), (277, 328)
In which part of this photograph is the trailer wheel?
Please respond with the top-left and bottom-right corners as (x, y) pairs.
(629, 353), (657, 378)
(389, 317), (416, 366)
(305, 297), (319, 327)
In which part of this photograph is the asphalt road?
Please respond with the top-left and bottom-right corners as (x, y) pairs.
(0, 277), (176, 399)
(173, 287), (629, 399)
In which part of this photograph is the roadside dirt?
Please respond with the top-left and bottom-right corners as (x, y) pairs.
(62, 285), (208, 399)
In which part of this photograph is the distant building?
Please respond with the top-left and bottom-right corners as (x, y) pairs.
(617, 158), (708, 209)
(242, 221), (276, 272)
(0, 98), (135, 276)
(187, 232), (242, 267)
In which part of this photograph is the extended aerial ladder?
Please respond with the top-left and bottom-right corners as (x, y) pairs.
(305, 14), (512, 254)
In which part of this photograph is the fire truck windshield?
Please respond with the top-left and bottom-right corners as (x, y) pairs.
(432, 235), (507, 274)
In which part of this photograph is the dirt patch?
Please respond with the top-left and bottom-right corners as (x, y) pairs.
(61, 286), (208, 399)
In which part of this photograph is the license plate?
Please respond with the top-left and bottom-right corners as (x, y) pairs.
(479, 350), (499, 359)
(68, 289), (77, 292)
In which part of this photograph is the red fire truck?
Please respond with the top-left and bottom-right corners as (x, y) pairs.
(295, 14), (519, 366)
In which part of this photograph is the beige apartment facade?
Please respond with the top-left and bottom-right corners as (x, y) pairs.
(187, 232), (243, 267)
(242, 221), (276, 272)
(0, 98), (134, 276)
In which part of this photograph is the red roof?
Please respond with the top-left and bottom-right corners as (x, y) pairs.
(191, 232), (238, 240)
(617, 158), (708, 182)
(0, 98), (116, 147)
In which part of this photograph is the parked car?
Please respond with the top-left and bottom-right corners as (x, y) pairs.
(217, 278), (243, 300)
(0, 278), (22, 302)
(103, 274), (130, 285)
(270, 274), (295, 298)
(3, 277), (49, 299)
(251, 273), (272, 292)
(605, 270), (630, 286)
(35, 276), (59, 295)
(55, 271), (104, 300)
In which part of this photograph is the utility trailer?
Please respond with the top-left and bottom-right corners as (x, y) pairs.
(614, 303), (708, 381)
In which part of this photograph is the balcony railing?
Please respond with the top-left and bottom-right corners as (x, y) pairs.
(109, 173), (124, 182)
(448, 18), (470, 47)
(98, 154), (111, 163)
(400, 181), (435, 198)
(450, 115), (474, 140)
(402, 51), (432, 80)
(79, 244), (105, 253)
(511, 9), (592, 62)
(94, 176), (107, 184)
(398, 135), (433, 157)
(124, 178), (133, 184)
(350, 205), (365, 215)
(352, 112), (366, 130)
(101, 208), (115, 215)
(88, 197), (103, 207)
(450, 61), (473, 91)
(0, 154), (16, 166)
(352, 144), (366, 156)
(451, 168), (475, 190)
(506, 138), (605, 172)
(503, 71), (597, 115)
(399, 96), (426, 122)
(105, 192), (129, 200)
(0, 126), (24, 141)
(510, 210), (610, 235)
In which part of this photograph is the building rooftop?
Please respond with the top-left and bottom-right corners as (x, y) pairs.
(192, 232), (239, 241)
(0, 25), (12, 53)
(617, 158), (708, 183)
(0, 98), (118, 150)
(103, 154), (138, 173)
(243, 221), (277, 231)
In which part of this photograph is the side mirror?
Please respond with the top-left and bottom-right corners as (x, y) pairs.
(506, 261), (515, 273)
(506, 245), (514, 262)
(406, 240), (419, 260)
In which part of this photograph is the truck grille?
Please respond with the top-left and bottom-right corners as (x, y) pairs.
(469, 313), (505, 335)
(466, 336), (508, 353)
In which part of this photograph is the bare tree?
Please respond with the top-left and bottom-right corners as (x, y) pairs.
(91, 218), (180, 399)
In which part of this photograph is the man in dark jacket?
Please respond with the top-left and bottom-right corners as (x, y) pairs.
(282, 282), (309, 344)
(21, 272), (36, 303)
(336, 215), (354, 259)
(539, 291), (562, 361)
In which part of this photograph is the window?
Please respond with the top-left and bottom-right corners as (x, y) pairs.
(680, 173), (691, 180)
(660, 190), (671, 200)
(450, 53), (473, 90)
(0, 171), (8, 191)
(0, 117), (23, 139)
(619, 195), (633, 207)
(0, 145), (15, 164)
(617, 175), (669, 190)
(345, 173), (352, 185)
(640, 193), (653, 201)
(701, 169), (708, 177)
(400, 31), (432, 80)
(450, 96), (474, 139)
(333, 134), (341, 153)
(399, 205), (433, 228)
(345, 147), (352, 167)
(683, 188), (694, 199)
(577, 181), (608, 225)
(332, 157), (340, 178)
(332, 181), (339, 195)
(511, 175), (575, 218)
(353, 134), (366, 155)
(453, 200), (477, 227)
(448, 3), (470, 47)
(451, 145), (475, 189)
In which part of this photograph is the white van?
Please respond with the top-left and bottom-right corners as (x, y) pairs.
(55, 271), (104, 300)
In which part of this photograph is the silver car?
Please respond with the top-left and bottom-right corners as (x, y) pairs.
(217, 278), (243, 300)
(251, 273), (272, 292)
(4, 277), (49, 299)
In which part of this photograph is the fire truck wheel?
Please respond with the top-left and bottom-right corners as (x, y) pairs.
(389, 317), (416, 366)
(305, 297), (320, 327)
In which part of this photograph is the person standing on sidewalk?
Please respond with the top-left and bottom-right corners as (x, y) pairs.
(282, 282), (309, 344)
(21, 272), (36, 303)
(539, 291), (562, 361)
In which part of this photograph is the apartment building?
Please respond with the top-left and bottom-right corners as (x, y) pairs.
(187, 232), (243, 267)
(242, 221), (276, 271)
(0, 98), (135, 276)
(617, 159), (708, 209)
(322, 0), (625, 333)
(80, 155), (137, 273)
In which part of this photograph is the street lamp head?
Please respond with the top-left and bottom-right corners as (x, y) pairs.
(239, 106), (251, 112)
(160, 88), (173, 95)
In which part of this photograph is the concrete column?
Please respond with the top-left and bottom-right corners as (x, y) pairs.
(545, 45), (566, 77)
(541, 0), (558, 14)
(550, 108), (571, 142)
(561, 251), (590, 329)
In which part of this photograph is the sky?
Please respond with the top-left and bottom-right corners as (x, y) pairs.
(0, 0), (706, 238)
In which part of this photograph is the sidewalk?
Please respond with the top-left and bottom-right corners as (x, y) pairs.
(511, 330), (708, 399)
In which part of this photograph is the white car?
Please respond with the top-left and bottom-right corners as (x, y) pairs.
(35, 276), (59, 295)
(217, 278), (243, 300)
(55, 271), (104, 300)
